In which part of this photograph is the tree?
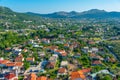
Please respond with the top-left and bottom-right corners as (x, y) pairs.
(102, 75), (112, 80)
(24, 61), (30, 70)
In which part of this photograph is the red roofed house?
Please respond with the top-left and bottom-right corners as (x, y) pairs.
(70, 71), (85, 80)
(15, 54), (24, 62)
(64, 43), (69, 48)
(46, 62), (55, 69)
(4, 73), (18, 80)
(92, 60), (102, 66)
(37, 76), (47, 80)
(26, 73), (37, 80)
(58, 68), (67, 75)
(26, 57), (35, 63)
(70, 68), (91, 80)
(0, 60), (10, 67)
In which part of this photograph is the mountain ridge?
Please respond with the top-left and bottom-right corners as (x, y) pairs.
(1, 6), (120, 19)
(26, 9), (120, 19)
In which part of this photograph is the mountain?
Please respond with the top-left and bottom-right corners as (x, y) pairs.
(27, 11), (79, 18)
(27, 9), (120, 19)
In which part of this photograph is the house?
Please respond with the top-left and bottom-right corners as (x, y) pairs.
(70, 68), (91, 80)
(26, 73), (37, 80)
(88, 40), (95, 45)
(54, 50), (65, 55)
(91, 47), (99, 53)
(52, 54), (58, 58)
(37, 76), (47, 80)
(26, 57), (35, 63)
(64, 43), (69, 48)
(4, 73), (18, 80)
(47, 46), (58, 53)
(15, 54), (24, 62)
(61, 61), (68, 67)
(0, 60), (10, 67)
(23, 48), (28, 53)
(42, 38), (50, 44)
(68, 64), (78, 72)
(25, 74), (50, 80)
(92, 60), (102, 66)
(58, 68), (67, 75)
(12, 47), (22, 55)
(90, 53), (104, 60)
(71, 42), (79, 48)
(49, 56), (57, 62)
(46, 62), (55, 69)
(73, 53), (81, 58)
(70, 71), (85, 80)
(6, 62), (23, 70)
(41, 60), (48, 68)
(82, 47), (89, 53)
(60, 52), (67, 57)
(80, 68), (91, 74)
(5, 48), (11, 52)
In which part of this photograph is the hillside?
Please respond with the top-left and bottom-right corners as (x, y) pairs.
(0, 6), (43, 29)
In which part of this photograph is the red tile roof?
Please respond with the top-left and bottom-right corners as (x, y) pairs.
(71, 71), (85, 80)
(37, 76), (47, 80)
(61, 52), (67, 57)
(46, 62), (55, 69)
(26, 57), (34, 62)
(70, 68), (92, 80)
(15, 54), (24, 62)
(27, 73), (37, 80)
(58, 68), (66, 73)
(6, 62), (23, 67)
(0, 60), (10, 64)
(5, 73), (16, 79)
(6, 62), (15, 67)
(15, 62), (23, 67)
(92, 60), (102, 65)
(80, 68), (91, 73)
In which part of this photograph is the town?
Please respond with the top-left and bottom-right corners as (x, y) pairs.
(0, 6), (120, 80)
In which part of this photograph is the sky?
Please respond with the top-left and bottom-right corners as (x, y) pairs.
(0, 0), (120, 13)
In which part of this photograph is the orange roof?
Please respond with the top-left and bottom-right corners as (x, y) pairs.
(71, 71), (85, 80)
(64, 44), (69, 47)
(27, 73), (37, 80)
(61, 52), (67, 56)
(80, 68), (91, 73)
(6, 62), (15, 67)
(15, 55), (23, 62)
(70, 68), (91, 80)
(58, 68), (66, 73)
(90, 53), (97, 57)
(6, 62), (23, 67)
(26, 57), (34, 61)
(78, 71), (84, 75)
(15, 62), (23, 67)
(37, 76), (47, 80)
(0, 60), (10, 64)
